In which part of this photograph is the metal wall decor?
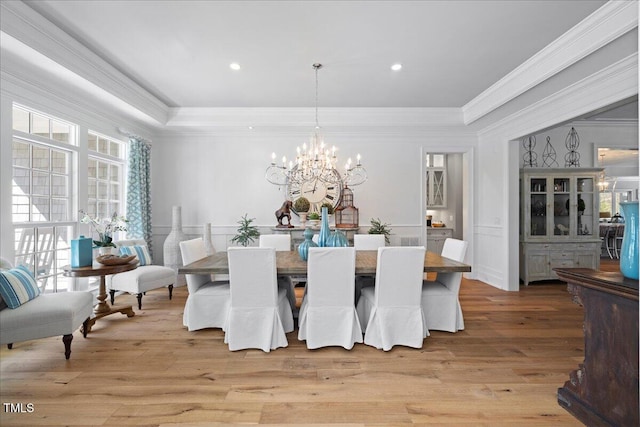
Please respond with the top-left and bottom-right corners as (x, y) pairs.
(564, 127), (581, 167)
(542, 136), (559, 167)
(522, 135), (538, 167)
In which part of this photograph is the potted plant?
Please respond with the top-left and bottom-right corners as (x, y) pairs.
(293, 197), (310, 227)
(368, 217), (392, 244)
(231, 214), (260, 247)
(307, 212), (320, 227)
(79, 210), (128, 254)
(293, 197), (310, 213)
(321, 202), (334, 215)
(321, 202), (335, 225)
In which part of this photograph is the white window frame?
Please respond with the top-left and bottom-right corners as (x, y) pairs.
(11, 105), (78, 293)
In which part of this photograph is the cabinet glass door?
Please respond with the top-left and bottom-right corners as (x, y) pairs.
(553, 178), (570, 236)
(577, 177), (595, 236)
(530, 178), (547, 236)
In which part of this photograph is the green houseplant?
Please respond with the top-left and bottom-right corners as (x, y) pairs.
(231, 214), (260, 247)
(307, 212), (320, 221)
(321, 202), (334, 215)
(368, 217), (392, 244)
(293, 197), (310, 213)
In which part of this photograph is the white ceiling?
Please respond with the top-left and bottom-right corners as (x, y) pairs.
(23, 0), (609, 110)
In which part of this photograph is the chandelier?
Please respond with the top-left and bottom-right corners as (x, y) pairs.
(265, 63), (367, 188)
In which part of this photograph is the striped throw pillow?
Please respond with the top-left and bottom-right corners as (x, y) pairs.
(120, 245), (152, 266)
(0, 264), (40, 309)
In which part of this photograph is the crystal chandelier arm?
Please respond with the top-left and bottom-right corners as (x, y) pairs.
(265, 164), (289, 186)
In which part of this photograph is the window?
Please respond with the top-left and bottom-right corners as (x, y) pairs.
(12, 105), (77, 292)
(87, 132), (126, 220)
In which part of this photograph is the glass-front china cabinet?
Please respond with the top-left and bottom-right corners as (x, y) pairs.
(520, 168), (601, 286)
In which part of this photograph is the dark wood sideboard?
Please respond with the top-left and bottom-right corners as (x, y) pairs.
(554, 268), (638, 427)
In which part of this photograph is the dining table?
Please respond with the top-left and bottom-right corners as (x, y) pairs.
(178, 250), (471, 276)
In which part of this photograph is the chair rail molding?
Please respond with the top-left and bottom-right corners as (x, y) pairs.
(463, 0), (638, 125)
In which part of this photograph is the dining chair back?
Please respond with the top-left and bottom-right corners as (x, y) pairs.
(354, 234), (386, 250)
(259, 234), (296, 310)
(614, 225), (625, 259)
(298, 247), (363, 349)
(224, 247), (293, 352)
(356, 246), (428, 350)
(180, 238), (210, 292)
(354, 234), (386, 299)
(421, 238), (468, 333)
(259, 234), (291, 251)
(179, 238), (230, 331)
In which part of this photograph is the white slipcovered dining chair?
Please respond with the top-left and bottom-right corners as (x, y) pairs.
(356, 246), (428, 351)
(259, 234), (296, 310)
(179, 238), (230, 331)
(224, 247), (293, 352)
(421, 238), (468, 333)
(107, 239), (176, 310)
(298, 247), (362, 349)
(353, 234), (386, 299)
(353, 234), (386, 250)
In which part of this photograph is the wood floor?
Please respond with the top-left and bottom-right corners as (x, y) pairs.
(1, 264), (616, 426)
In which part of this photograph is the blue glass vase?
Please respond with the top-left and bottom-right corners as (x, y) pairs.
(619, 201), (639, 280)
(317, 207), (331, 247)
(298, 227), (318, 261)
(330, 229), (348, 247)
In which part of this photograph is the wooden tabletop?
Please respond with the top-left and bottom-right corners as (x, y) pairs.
(179, 250), (471, 276)
(63, 261), (138, 278)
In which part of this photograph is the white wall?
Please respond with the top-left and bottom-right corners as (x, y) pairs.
(150, 130), (476, 259)
(518, 122), (638, 169)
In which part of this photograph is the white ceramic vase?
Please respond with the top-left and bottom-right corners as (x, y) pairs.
(203, 223), (215, 256)
(98, 246), (113, 256)
(163, 206), (187, 286)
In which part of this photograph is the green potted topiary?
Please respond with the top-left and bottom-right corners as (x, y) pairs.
(307, 212), (320, 227)
(293, 197), (310, 227)
(321, 202), (334, 215)
(321, 202), (335, 225)
(368, 217), (392, 244)
(231, 213), (260, 246)
(293, 197), (310, 213)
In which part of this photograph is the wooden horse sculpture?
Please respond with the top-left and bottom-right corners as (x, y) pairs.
(275, 200), (294, 228)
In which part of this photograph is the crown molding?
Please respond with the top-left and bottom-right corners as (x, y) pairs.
(574, 118), (638, 127)
(1, 69), (157, 138)
(463, 1), (638, 125)
(153, 124), (478, 141)
(478, 53), (638, 141)
(1, 1), (169, 125)
(165, 107), (464, 128)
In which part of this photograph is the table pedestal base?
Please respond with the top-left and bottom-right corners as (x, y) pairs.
(84, 304), (135, 333)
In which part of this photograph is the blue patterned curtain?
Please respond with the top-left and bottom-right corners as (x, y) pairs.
(126, 137), (153, 255)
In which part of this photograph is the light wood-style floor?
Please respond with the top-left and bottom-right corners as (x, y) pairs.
(1, 263), (617, 426)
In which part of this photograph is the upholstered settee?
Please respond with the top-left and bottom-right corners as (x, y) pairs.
(0, 258), (94, 359)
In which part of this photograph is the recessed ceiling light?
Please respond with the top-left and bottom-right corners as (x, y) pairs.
(229, 63), (241, 71)
(391, 63), (402, 71)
